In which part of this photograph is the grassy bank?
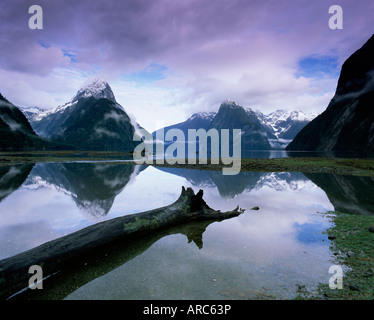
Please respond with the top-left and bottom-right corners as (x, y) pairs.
(0, 150), (133, 166)
(297, 211), (374, 300)
(240, 157), (374, 176)
(152, 157), (374, 176)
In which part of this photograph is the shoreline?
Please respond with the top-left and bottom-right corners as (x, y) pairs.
(150, 157), (374, 176)
(1, 151), (374, 176)
(296, 211), (374, 300)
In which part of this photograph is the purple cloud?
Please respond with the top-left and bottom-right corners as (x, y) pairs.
(0, 0), (373, 130)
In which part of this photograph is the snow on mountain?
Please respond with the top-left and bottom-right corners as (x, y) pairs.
(254, 109), (318, 140)
(24, 173), (112, 221)
(267, 109), (318, 125)
(21, 79), (132, 138)
(20, 106), (49, 122)
(254, 172), (318, 192)
(222, 99), (240, 107)
(19, 79), (144, 152)
(20, 82), (318, 151)
(153, 103), (317, 150)
(23, 162), (140, 221)
(253, 109), (270, 127)
(71, 78), (116, 103)
(20, 106), (46, 115)
(21, 79), (118, 123)
(189, 111), (217, 122)
(247, 108), (277, 139)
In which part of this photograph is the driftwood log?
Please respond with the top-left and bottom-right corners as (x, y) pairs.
(0, 187), (244, 300)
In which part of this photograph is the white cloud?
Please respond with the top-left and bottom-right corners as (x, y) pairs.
(0, 114), (22, 131)
(94, 127), (120, 138)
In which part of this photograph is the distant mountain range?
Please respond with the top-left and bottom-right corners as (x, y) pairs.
(287, 34), (374, 152)
(255, 109), (318, 139)
(1, 78), (318, 153)
(5, 31), (373, 156)
(153, 100), (317, 151)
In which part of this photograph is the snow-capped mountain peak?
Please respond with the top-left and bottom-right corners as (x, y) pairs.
(190, 111), (217, 121)
(71, 79), (116, 103)
(20, 106), (47, 121)
(250, 109), (319, 140)
(22, 79), (117, 122)
(220, 99), (241, 109)
(268, 109), (318, 123)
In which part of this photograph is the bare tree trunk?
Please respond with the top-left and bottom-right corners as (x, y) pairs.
(0, 187), (244, 299)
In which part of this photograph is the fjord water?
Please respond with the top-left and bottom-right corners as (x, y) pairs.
(1, 161), (373, 299)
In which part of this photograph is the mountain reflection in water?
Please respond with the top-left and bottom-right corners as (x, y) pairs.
(0, 164), (34, 202)
(24, 162), (138, 219)
(0, 162), (373, 262)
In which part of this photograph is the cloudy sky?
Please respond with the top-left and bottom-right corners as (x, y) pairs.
(0, 0), (373, 131)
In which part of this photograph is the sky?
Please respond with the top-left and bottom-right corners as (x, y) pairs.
(0, 0), (373, 132)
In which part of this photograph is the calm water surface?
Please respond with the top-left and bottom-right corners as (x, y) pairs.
(0, 161), (373, 299)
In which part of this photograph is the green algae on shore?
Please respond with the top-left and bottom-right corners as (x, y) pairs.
(296, 211), (374, 300)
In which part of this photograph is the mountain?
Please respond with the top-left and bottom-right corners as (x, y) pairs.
(71, 79), (116, 103)
(253, 109), (318, 149)
(153, 111), (216, 138)
(287, 34), (374, 152)
(250, 109), (277, 140)
(152, 100), (272, 157)
(21, 106), (49, 123)
(0, 93), (47, 150)
(256, 110), (318, 149)
(22, 79), (141, 152)
(262, 109), (318, 140)
(153, 102), (316, 152)
(210, 100), (271, 151)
